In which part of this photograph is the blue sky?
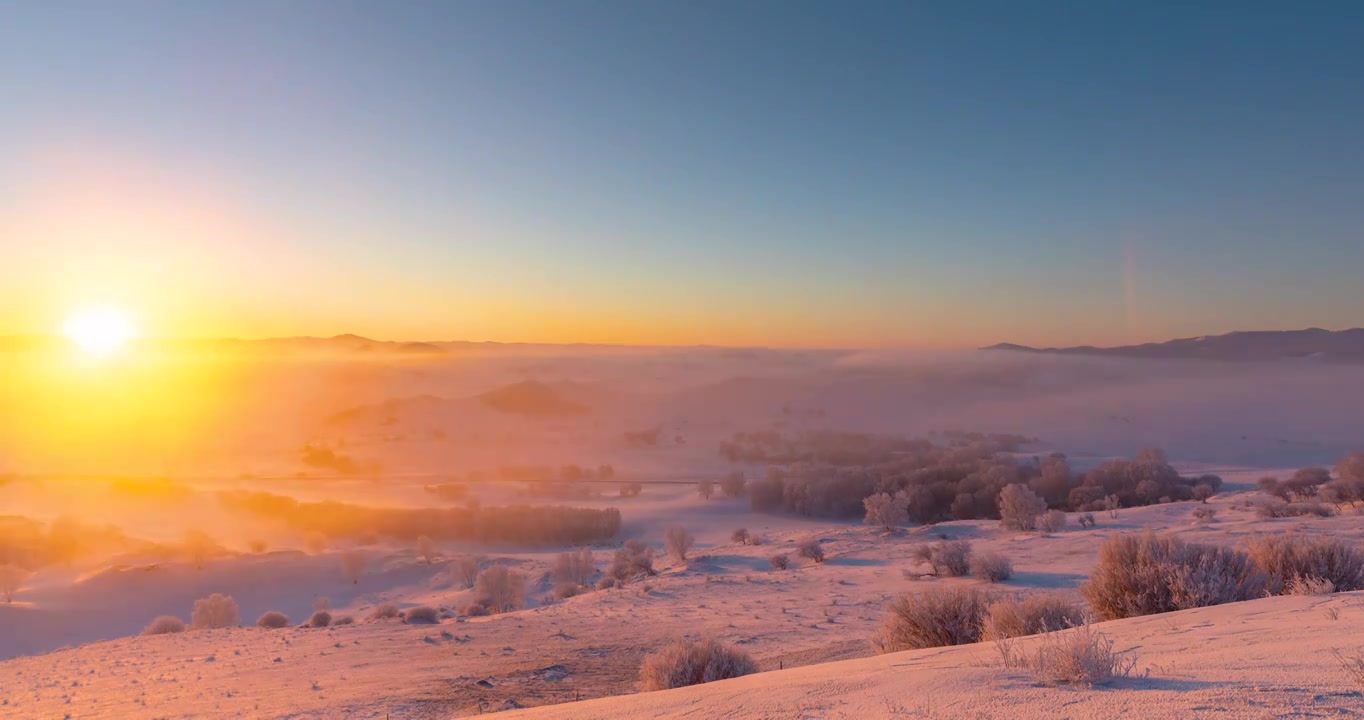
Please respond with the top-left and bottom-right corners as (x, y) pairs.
(3, 1), (1362, 346)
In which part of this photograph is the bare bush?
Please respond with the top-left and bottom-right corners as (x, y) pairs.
(1000, 624), (1136, 686)
(403, 605), (440, 624)
(982, 595), (1084, 640)
(334, 615), (354, 625)
(455, 555), (485, 588)
(1335, 648), (1364, 689)
(368, 603), (400, 620)
(417, 535), (436, 563)
(341, 549), (367, 584)
(307, 610), (332, 628)
(998, 484), (1047, 532)
(1245, 534), (1364, 594)
(971, 552), (1013, 583)
(0, 565), (32, 603)
(769, 553), (789, 570)
(1039, 510), (1067, 534)
(554, 582), (583, 600)
(1256, 501), (1336, 519)
(731, 528), (752, 545)
(190, 593), (240, 629)
(863, 491), (910, 531)
(460, 601), (490, 616)
(473, 565), (527, 613)
(665, 526), (695, 562)
(639, 639), (757, 691)
(697, 479), (714, 500)
(610, 539), (656, 582)
(1286, 575), (1336, 595)
(1081, 532), (1270, 619)
(552, 548), (595, 587)
(143, 615), (186, 635)
(798, 539), (825, 563)
(596, 576), (618, 590)
(256, 611), (289, 629)
(872, 587), (989, 652)
(913, 540), (972, 577)
(1191, 506), (1217, 523)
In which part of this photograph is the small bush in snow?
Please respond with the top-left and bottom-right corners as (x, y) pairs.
(797, 540), (825, 563)
(769, 553), (790, 571)
(307, 610), (332, 628)
(664, 526), (695, 562)
(473, 565), (527, 614)
(1039, 510), (1067, 534)
(1246, 533), (1364, 594)
(982, 595), (1084, 640)
(143, 615), (186, 635)
(731, 528), (752, 545)
(610, 539), (657, 582)
(913, 540), (972, 577)
(971, 552), (1013, 583)
(552, 548), (595, 587)
(333, 615), (355, 625)
(999, 624), (1136, 686)
(1080, 532), (1270, 620)
(368, 603), (400, 620)
(638, 639), (757, 691)
(554, 582), (583, 600)
(403, 606), (440, 624)
(863, 491), (910, 531)
(190, 593), (240, 630)
(1256, 501), (1336, 519)
(998, 484), (1047, 532)
(460, 601), (490, 617)
(454, 555), (485, 589)
(872, 587), (988, 652)
(256, 611), (289, 629)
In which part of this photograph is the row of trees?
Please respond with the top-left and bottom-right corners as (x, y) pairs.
(217, 491), (622, 545)
(735, 440), (1223, 524)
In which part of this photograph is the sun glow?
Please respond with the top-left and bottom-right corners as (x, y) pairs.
(63, 307), (134, 356)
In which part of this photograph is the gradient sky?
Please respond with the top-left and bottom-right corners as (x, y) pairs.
(3, 1), (1363, 348)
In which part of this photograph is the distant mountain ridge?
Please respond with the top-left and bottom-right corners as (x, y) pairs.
(981, 328), (1364, 362)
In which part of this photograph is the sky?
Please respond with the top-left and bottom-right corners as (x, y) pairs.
(2, 1), (1363, 348)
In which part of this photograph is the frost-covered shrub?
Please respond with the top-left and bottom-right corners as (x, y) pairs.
(473, 566), (527, 614)
(639, 639), (757, 691)
(1080, 532), (1270, 619)
(971, 552), (1013, 583)
(256, 611), (289, 629)
(368, 603), (400, 620)
(798, 540), (825, 563)
(1246, 534), (1364, 594)
(665, 526), (695, 561)
(143, 615), (186, 635)
(872, 587), (988, 652)
(403, 606), (440, 624)
(982, 595), (1084, 640)
(190, 593), (240, 629)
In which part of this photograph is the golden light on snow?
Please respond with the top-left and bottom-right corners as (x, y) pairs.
(62, 306), (134, 357)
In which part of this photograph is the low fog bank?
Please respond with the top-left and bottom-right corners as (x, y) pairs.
(3, 346), (1361, 476)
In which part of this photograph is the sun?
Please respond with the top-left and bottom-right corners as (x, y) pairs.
(63, 307), (135, 356)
